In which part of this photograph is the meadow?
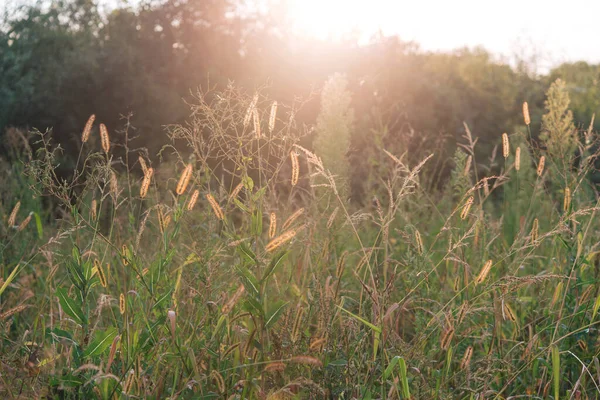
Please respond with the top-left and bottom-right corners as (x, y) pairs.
(1, 76), (600, 399)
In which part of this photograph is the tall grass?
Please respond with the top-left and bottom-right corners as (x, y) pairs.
(1, 79), (600, 399)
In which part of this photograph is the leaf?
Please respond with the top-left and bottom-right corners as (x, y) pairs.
(236, 266), (259, 297)
(592, 293), (600, 321)
(55, 288), (84, 325)
(265, 301), (288, 329)
(237, 243), (258, 264)
(327, 359), (347, 367)
(384, 355), (400, 380)
(261, 251), (288, 283)
(398, 357), (410, 399)
(336, 305), (381, 333)
(33, 212), (43, 239)
(552, 344), (560, 400)
(83, 327), (118, 358)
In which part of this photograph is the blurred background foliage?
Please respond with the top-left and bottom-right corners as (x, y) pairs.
(1, 0), (599, 199)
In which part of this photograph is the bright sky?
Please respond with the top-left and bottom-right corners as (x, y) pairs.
(284, 0), (600, 71)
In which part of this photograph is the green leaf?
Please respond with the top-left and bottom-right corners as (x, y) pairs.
(237, 243), (258, 264)
(398, 357), (410, 399)
(252, 209), (263, 237)
(384, 355), (400, 380)
(265, 301), (288, 329)
(336, 305), (381, 333)
(55, 288), (84, 325)
(327, 359), (347, 367)
(236, 266), (259, 297)
(552, 344), (560, 400)
(83, 327), (118, 358)
(234, 198), (250, 213)
(33, 212), (43, 239)
(261, 251), (288, 283)
(592, 293), (600, 321)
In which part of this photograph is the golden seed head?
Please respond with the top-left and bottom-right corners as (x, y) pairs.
(253, 107), (261, 139)
(119, 293), (126, 315)
(503, 302), (517, 323)
(515, 147), (521, 171)
(187, 189), (200, 211)
(264, 362), (286, 372)
(523, 101), (531, 125)
(8, 201), (20, 227)
(167, 309), (176, 336)
(109, 170), (118, 199)
(99, 123), (110, 153)
(269, 101), (278, 133)
(94, 259), (108, 288)
(415, 230), (423, 255)
(290, 150), (299, 186)
(229, 182), (244, 200)
(537, 156), (545, 177)
(563, 187), (571, 212)
(121, 244), (129, 266)
(327, 207), (339, 229)
(206, 193), (224, 220)
(531, 218), (539, 244)
(81, 114), (95, 143)
(266, 229), (297, 252)
(440, 326), (455, 350)
(282, 207), (304, 230)
(461, 196), (474, 220)
(269, 212), (277, 239)
(17, 213), (32, 232)
(291, 306), (305, 343)
(290, 356), (323, 367)
(176, 164), (193, 195)
(460, 346), (473, 370)
(502, 133), (509, 158)
(244, 93), (259, 128)
(475, 259), (493, 285)
(551, 281), (563, 307)
(138, 155), (148, 175)
(139, 168), (153, 198)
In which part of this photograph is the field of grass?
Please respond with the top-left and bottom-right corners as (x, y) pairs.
(1, 78), (600, 399)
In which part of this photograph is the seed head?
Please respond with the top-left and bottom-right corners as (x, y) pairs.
(460, 346), (473, 370)
(187, 189), (199, 211)
(8, 201), (20, 227)
(269, 101), (278, 133)
(222, 284), (245, 314)
(564, 187), (571, 212)
(253, 108), (261, 139)
(17, 213), (32, 232)
(523, 101), (531, 125)
(176, 164), (193, 195)
(229, 182), (243, 200)
(475, 259), (493, 285)
(268, 212), (277, 239)
(415, 230), (424, 255)
(139, 168), (153, 198)
(99, 123), (110, 153)
(90, 199), (97, 221)
(515, 147), (521, 171)
(138, 155), (148, 175)
(531, 218), (539, 244)
(502, 133), (509, 158)
(290, 151), (299, 186)
(119, 293), (126, 315)
(206, 193), (224, 220)
(94, 259), (108, 288)
(81, 114), (95, 143)
(461, 196), (474, 220)
(282, 207), (304, 230)
(537, 156), (545, 177)
(266, 229), (297, 252)
(464, 155), (472, 176)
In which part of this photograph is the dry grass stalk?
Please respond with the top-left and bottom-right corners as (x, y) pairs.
(523, 101), (531, 125)
(8, 201), (20, 227)
(81, 114), (95, 143)
(206, 193), (224, 220)
(464, 155), (472, 176)
(99, 123), (110, 153)
(327, 207), (339, 229)
(475, 260), (493, 285)
(269, 101), (278, 132)
(291, 306), (305, 343)
(282, 208), (304, 230)
(290, 151), (299, 186)
(266, 229), (297, 252)
(176, 164), (193, 195)
(269, 212), (277, 239)
(537, 156), (545, 177)
(187, 190), (199, 211)
(461, 196), (474, 220)
(502, 133), (509, 158)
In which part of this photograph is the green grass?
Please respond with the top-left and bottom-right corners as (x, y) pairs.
(1, 81), (600, 399)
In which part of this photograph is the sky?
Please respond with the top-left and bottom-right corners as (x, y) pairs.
(284, 0), (600, 71)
